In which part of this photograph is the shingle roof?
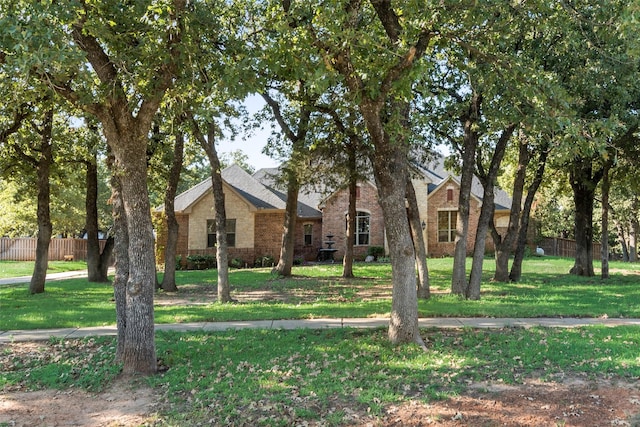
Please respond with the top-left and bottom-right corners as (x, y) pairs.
(252, 167), (324, 218)
(171, 164), (322, 218)
(419, 154), (512, 210)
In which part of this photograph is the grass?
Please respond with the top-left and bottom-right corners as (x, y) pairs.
(2, 326), (639, 425)
(0, 260), (88, 279)
(1, 257), (639, 330)
(2, 256), (640, 425)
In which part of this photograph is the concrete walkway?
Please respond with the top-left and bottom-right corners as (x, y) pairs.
(0, 270), (98, 286)
(2, 317), (640, 343)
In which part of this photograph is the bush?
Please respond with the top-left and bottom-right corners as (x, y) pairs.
(293, 255), (304, 266)
(175, 255), (184, 270)
(367, 246), (385, 261)
(254, 255), (275, 268)
(230, 258), (244, 269)
(186, 254), (216, 270)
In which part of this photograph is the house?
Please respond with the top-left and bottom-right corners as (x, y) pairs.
(156, 155), (512, 266)
(318, 156), (512, 260)
(156, 164), (324, 267)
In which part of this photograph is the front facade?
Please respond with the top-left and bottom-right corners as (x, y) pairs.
(158, 156), (512, 266)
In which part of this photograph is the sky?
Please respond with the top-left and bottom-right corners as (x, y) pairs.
(216, 94), (280, 171)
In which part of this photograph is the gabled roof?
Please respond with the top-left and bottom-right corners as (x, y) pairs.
(418, 154), (512, 211)
(252, 167), (324, 218)
(171, 164), (322, 218)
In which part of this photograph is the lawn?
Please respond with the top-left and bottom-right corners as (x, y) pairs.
(2, 256), (640, 426)
(1, 257), (639, 330)
(0, 260), (88, 279)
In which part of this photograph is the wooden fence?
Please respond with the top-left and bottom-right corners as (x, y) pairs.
(537, 237), (602, 258)
(0, 238), (106, 261)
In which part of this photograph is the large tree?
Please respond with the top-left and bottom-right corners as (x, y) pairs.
(276, 0), (435, 346)
(1, 0), (187, 374)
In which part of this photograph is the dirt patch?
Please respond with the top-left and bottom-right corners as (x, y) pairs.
(366, 378), (640, 426)
(3, 364), (640, 426)
(0, 377), (158, 426)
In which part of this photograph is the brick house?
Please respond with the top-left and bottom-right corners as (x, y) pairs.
(318, 156), (511, 260)
(156, 164), (323, 267)
(157, 156), (511, 265)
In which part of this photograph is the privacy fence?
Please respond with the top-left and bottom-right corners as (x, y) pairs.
(537, 237), (602, 258)
(0, 238), (106, 262)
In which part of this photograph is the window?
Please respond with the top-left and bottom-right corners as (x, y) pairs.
(438, 211), (457, 243)
(207, 219), (236, 247)
(355, 211), (370, 246)
(304, 224), (313, 246)
(446, 188), (454, 202)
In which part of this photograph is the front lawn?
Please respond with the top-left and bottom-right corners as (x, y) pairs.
(1, 257), (639, 330)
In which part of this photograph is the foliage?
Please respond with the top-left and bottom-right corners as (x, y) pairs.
(254, 254), (275, 268)
(367, 246), (385, 261)
(185, 254), (216, 270)
(229, 257), (244, 269)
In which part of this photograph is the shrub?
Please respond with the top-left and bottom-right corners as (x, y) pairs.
(186, 254), (216, 270)
(367, 246), (385, 261)
(230, 258), (244, 269)
(255, 255), (275, 268)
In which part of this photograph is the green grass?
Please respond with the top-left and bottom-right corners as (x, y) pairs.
(1, 257), (639, 330)
(3, 326), (639, 425)
(0, 260), (88, 279)
(3, 256), (640, 425)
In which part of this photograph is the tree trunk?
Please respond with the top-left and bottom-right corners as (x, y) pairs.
(273, 174), (299, 277)
(160, 129), (184, 293)
(342, 170), (357, 278)
(493, 132), (528, 282)
(569, 158), (601, 277)
(406, 177), (430, 299)
(601, 160), (612, 279)
(361, 99), (422, 346)
(509, 144), (549, 281)
(206, 124), (231, 302)
(630, 205), (639, 262)
(107, 132), (157, 375)
(451, 92), (481, 296)
(613, 218), (629, 262)
(190, 116), (231, 301)
(109, 158), (129, 363)
(468, 124), (515, 299)
(85, 152), (111, 282)
(29, 109), (54, 295)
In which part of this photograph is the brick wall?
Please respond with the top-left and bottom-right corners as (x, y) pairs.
(321, 181), (385, 261)
(294, 217), (323, 261)
(254, 211), (285, 261)
(187, 186), (256, 251)
(426, 179), (507, 257)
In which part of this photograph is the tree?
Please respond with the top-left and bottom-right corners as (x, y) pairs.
(284, 0), (433, 346)
(261, 90), (314, 277)
(83, 124), (113, 283)
(159, 124), (185, 292)
(187, 113), (233, 302)
(1, 0), (188, 374)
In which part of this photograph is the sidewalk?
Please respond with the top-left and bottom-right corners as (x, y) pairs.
(0, 270), (95, 286)
(2, 317), (640, 343)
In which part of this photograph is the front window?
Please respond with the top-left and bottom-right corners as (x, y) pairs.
(355, 211), (370, 246)
(304, 224), (313, 246)
(207, 219), (237, 247)
(438, 211), (457, 243)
